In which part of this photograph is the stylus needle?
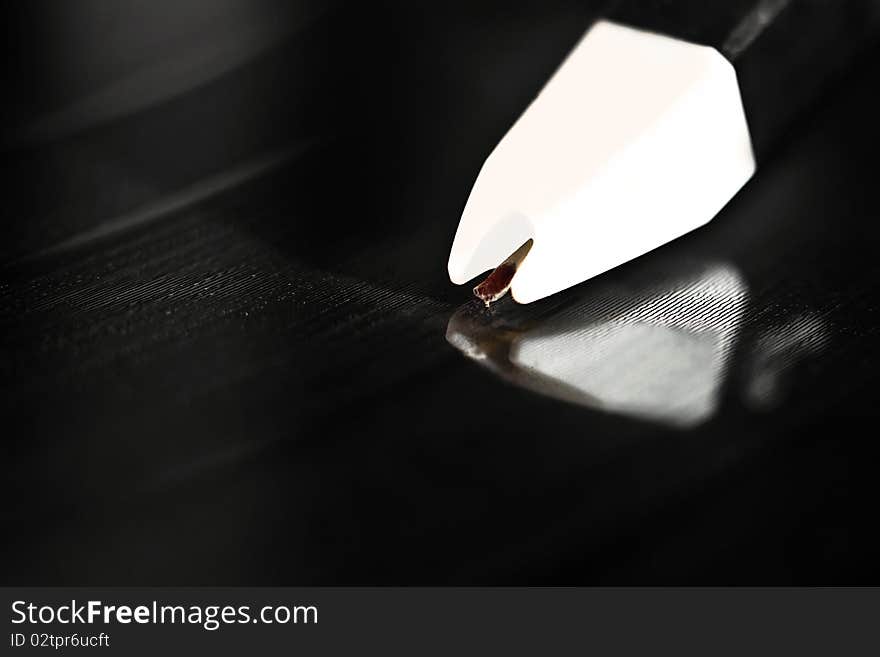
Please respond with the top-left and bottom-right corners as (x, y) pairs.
(473, 239), (533, 306)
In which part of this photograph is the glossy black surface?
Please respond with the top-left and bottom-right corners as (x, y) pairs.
(2, 2), (879, 583)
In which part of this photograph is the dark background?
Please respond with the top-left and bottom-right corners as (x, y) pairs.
(2, 1), (879, 584)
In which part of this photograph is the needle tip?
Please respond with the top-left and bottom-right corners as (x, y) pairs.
(472, 239), (533, 306)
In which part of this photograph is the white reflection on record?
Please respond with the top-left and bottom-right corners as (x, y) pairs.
(447, 262), (748, 428)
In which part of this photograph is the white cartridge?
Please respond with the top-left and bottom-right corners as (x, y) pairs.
(448, 21), (755, 303)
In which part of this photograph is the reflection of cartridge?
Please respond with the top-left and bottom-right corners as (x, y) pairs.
(447, 262), (748, 428)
